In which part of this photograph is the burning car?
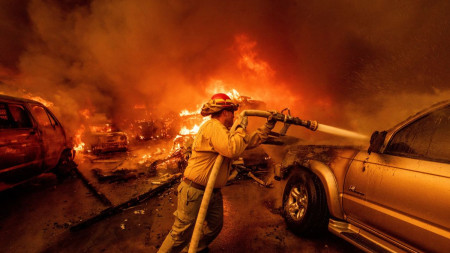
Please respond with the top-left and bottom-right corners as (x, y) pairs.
(131, 116), (179, 141)
(0, 94), (74, 190)
(83, 124), (128, 154)
(280, 100), (450, 252)
(125, 105), (180, 141)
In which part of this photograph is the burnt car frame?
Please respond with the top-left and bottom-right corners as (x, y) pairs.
(280, 100), (450, 253)
(0, 94), (74, 190)
(83, 124), (128, 155)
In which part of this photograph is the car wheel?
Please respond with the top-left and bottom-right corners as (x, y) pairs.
(283, 168), (329, 236)
(53, 150), (75, 180)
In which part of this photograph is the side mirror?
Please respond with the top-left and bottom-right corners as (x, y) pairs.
(368, 131), (387, 154)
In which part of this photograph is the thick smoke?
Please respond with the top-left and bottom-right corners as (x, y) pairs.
(0, 0), (449, 139)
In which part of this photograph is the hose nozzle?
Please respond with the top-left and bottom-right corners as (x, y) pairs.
(307, 120), (318, 131)
(236, 109), (318, 133)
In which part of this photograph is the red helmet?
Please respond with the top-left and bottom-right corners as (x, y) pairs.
(200, 93), (239, 116)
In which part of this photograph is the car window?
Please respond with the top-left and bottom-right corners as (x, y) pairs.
(46, 110), (58, 126)
(385, 105), (450, 163)
(9, 104), (33, 128)
(0, 103), (12, 129)
(426, 106), (450, 162)
(31, 105), (52, 127)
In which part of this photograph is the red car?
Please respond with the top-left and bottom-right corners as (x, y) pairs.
(0, 95), (74, 191)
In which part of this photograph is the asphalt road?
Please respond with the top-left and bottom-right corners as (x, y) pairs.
(0, 138), (360, 253)
(0, 145), (360, 253)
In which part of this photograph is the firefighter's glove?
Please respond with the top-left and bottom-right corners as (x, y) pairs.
(265, 113), (277, 130)
(236, 115), (248, 130)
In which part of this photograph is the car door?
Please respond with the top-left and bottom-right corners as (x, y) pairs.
(348, 105), (450, 252)
(29, 104), (65, 169)
(0, 102), (43, 186)
(342, 151), (370, 226)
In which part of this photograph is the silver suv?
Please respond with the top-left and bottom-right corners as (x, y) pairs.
(281, 100), (450, 253)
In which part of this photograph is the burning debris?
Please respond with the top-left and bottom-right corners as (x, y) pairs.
(127, 112), (180, 141)
(105, 92), (301, 184)
(87, 137), (190, 184)
(73, 122), (129, 154)
(88, 127), (128, 155)
(83, 91), (276, 187)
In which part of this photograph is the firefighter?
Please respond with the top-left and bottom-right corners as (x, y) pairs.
(158, 93), (276, 253)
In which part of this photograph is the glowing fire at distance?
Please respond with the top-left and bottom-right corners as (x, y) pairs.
(179, 125), (200, 135)
(90, 124), (113, 133)
(80, 109), (91, 120)
(177, 88), (242, 138)
(72, 123), (115, 152)
(73, 125), (86, 152)
(72, 88), (245, 154)
(177, 115), (209, 136)
(138, 154), (152, 164)
(226, 89), (242, 102)
(179, 107), (201, 117)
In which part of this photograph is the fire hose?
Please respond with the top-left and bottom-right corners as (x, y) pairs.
(188, 109), (317, 253)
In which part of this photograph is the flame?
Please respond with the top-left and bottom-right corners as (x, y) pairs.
(176, 88), (244, 138)
(138, 153), (152, 164)
(142, 154), (151, 159)
(73, 125), (86, 152)
(24, 94), (54, 108)
(178, 113), (209, 135)
(179, 125), (200, 135)
(72, 123), (113, 153)
(206, 85), (249, 103)
(179, 107), (201, 117)
(235, 34), (274, 78)
(226, 89), (243, 103)
(177, 103), (207, 136)
(74, 142), (85, 152)
(80, 109), (91, 120)
(90, 124), (113, 133)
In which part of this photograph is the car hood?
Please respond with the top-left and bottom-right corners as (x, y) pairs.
(281, 145), (361, 169)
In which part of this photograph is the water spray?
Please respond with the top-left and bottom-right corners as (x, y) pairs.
(239, 109), (368, 141)
(316, 124), (368, 140)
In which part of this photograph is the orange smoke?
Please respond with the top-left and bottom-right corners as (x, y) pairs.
(235, 34), (275, 79)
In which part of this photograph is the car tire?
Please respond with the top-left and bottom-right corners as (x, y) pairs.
(53, 150), (75, 180)
(282, 168), (329, 236)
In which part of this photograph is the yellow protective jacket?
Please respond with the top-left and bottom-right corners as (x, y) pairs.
(183, 118), (270, 188)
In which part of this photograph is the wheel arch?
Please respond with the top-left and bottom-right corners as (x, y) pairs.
(289, 160), (344, 220)
(55, 148), (75, 167)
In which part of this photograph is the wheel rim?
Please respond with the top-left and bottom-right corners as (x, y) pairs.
(287, 184), (308, 221)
